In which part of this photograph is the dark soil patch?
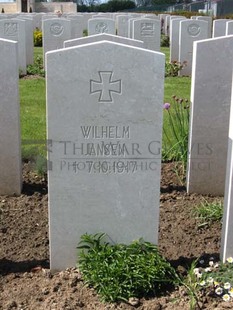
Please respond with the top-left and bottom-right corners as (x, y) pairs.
(0, 163), (228, 310)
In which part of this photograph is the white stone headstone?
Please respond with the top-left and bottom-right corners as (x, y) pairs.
(0, 38), (21, 195)
(170, 17), (186, 62)
(46, 41), (165, 271)
(213, 19), (229, 37)
(116, 15), (131, 38)
(179, 20), (209, 76)
(68, 15), (84, 39)
(196, 16), (212, 38)
(64, 33), (144, 48)
(0, 18), (27, 74)
(132, 18), (161, 51)
(88, 18), (116, 35)
(226, 21), (233, 35)
(221, 71), (233, 262)
(42, 18), (71, 61)
(187, 35), (233, 195)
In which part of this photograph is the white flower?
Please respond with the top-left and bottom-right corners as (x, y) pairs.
(199, 280), (206, 286)
(227, 257), (233, 263)
(193, 268), (200, 275)
(209, 261), (214, 267)
(207, 277), (214, 284)
(229, 288), (233, 297)
(215, 287), (223, 295)
(224, 282), (231, 290)
(196, 272), (202, 279)
(214, 263), (219, 268)
(205, 267), (211, 272)
(222, 294), (230, 302)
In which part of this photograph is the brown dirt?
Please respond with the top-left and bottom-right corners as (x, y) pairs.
(0, 162), (228, 310)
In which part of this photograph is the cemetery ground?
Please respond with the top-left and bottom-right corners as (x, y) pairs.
(0, 47), (230, 310)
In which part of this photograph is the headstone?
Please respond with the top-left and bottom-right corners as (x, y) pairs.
(213, 19), (228, 37)
(132, 18), (161, 51)
(0, 38), (21, 195)
(128, 17), (140, 39)
(88, 18), (116, 35)
(46, 41), (165, 271)
(64, 33), (144, 48)
(68, 15), (84, 39)
(196, 16), (212, 38)
(170, 17), (186, 62)
(116, 15), (131, 37)
(187, 35), (233, 195)
(159, 14), (169, 35)
(42, 18), (71, 61)
(226, 21), (233, 35)
(179, 20), (209, 76)
(0, 18), (27, 74)
(221, 71), (233, 262)
(18, 17), (34, 65)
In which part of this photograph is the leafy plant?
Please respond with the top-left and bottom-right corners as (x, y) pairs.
(162, 96), (190, 180)
(34, 28), (42, 47)
(193, 199), (223, 228)
(161, 34), (169, 47)
(27, 55), (45, 77)
(77, 233), (180, 302)
(165, 61), (186, 77)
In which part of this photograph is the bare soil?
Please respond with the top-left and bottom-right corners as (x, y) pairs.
(0, 162), (229, 310)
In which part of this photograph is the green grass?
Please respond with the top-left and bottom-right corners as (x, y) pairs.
(34, 46), (43, 61)
(20, 47), (191, 163)
(193, 199), (223, 228)
(20, 77), (46, 159)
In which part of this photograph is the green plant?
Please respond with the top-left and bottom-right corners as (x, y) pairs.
(194, 257), (233, 303)
(165, 61), (186, 77)
(162, 96), (190, 178)
(182, 259), (203, 310)
(27, 55), (45, 77)
(193, 199), (223, 228)
(34, 28), (42, 47)
(161, 34), (169, 47)
(77, 233), (180, 302)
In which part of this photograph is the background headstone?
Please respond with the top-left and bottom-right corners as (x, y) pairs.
(64, 33), (144, 48)
(0, 38), (21, 195)
(88, 18), (115, 35)
(179, 20), (209, 76)
(132, 18), (161, 51)
(187, 35), (233, 195)
(221, 70), (233, 262)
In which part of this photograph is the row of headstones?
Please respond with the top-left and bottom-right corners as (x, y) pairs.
(0, 12), (163, 74)
(2, 31), (233, 271)
(169, 16), (233, 76)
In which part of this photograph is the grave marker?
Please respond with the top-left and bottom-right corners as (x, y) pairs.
(187, 35), (233, 195)
(221, 71), (233, 262)
(46, 41), (165, 271)
(0, 38), (21, 195)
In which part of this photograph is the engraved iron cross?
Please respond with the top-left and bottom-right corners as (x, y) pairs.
(90, 71), (122, 103)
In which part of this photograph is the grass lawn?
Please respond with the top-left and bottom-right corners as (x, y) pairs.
(20, 46), (191, 161)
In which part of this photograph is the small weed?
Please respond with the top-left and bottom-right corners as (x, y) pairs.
(77, 233), (180, 302)
(161, 34), (169, 47)
(165, 61), (186, 77)
(193, 199), (223, 228)
(27, 55), (45, 77)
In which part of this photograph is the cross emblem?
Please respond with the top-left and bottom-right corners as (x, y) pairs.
(90, 71), (122, 103)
